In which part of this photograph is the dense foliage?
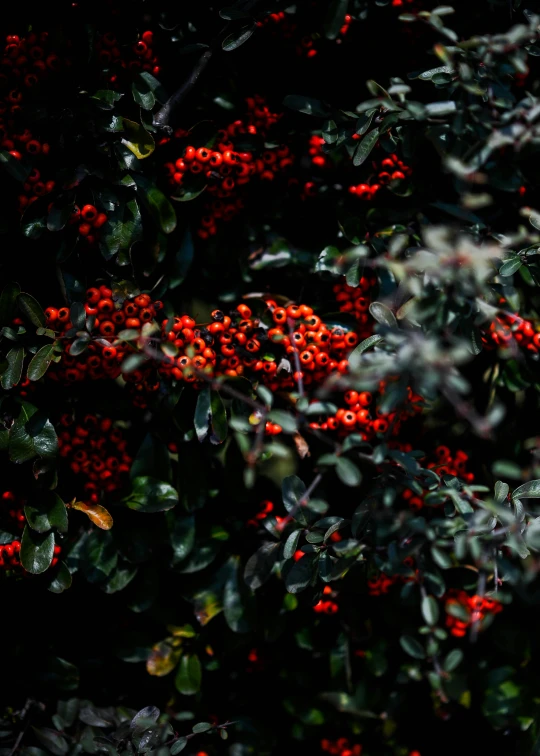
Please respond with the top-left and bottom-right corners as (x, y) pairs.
(2, 1), (540, 755)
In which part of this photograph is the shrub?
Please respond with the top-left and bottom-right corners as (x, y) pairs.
(1, 2), (540, 755)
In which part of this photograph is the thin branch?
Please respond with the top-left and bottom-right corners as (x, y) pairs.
(154, 50), (213, 132)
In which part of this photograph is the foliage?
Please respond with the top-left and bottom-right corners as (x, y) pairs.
(1, 2), (540, 756)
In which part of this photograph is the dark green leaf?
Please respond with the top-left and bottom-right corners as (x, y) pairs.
(194, 386), (211, 442)
(132, 75), (155, 110)
(244, 542), (279, 590)
(222, 25), (255, 51)
(125, 477), (179, 513)
(421, 595), (439, 626)
(175, 654), (202, 695)
(18, 292), (46, 327)
(369, 302), (397, 327)
(513, 480), (540, 499)
(25, 493), (68, 533)
(336, 457), (362, 487)
(47, 562), (73, 594)
(0, 150), (30, 182)
(1, 345), (24, 390)
(20, 527), (54, 574)
(135, 176), (176, 234)
(353, 128), (380, 166)
(400, 635), (426, 659)
(27, 344), (57, 381)
(285, 553), (319, 593)
(32, 729), (68, 756)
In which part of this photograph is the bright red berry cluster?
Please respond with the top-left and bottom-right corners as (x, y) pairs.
(57, 413), (133, 506)
(308, 385), (424, 439)
(320, 737), (363, 756)
(348, 153), (412, 200)
(68, 203), (108, 244)
(483, 312), (540, 353)
(95, 30), (160, 83)
(162, 96), (292, 238)
(444, 589), (503, 638)
(313, 585), (339, 614)
(45, 287), (163, 385)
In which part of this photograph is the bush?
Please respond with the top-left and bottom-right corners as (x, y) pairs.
(1, 2), (540, 755)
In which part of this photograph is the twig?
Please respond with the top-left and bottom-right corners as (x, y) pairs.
(154, 50), (213, 132)
(9, 699), (34, 756)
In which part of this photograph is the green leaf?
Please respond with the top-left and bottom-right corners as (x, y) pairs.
(27, 343), (57, 381)
(47, 562), (73, 594)
(25, 493), (68, 533)
(244, 542), (279, 590)
(175, 654), (202, 695)
(267, 409), (297, 433)
(369, 302), (397, 327)
(32, 728), (68, 756)
(400, 635), (426, 659)
(494, 480), (510, 505)
(336, 457), (362, 487)
(1, 345), (24, 390)
(324, 0), (349, 39)
(121, 118), (155, 159)
(125, 477), (179, 513)
(421, 595), (439, 626)
(348, 334), (384, 370)
(0, 282), (21, 326)
(282, 475), (308, 524)
(192, 722), (212, 734)
(194, 386), (211, 442)
(513, 480), (540, 499)
(0, 150), (30, 182)
(135, 175), (176, 234)
(353, 128), (380, 166)
(443, 648), (464, 672)
(99, 198), (143, 261)
(283, 529), (302, 560)
(170, 738), (188, 754)
(170, 229), (194, 289)
(17, 292), (46, 327)
(131, 75), (155, 110)
(20, 527), (55, 574)
(222, 24), (255, 51)
(210, 391), (228, 444)
(499, 257), (523, 276)
(9, 402), (58, 462)
(168, 514), (196, 563)
(285, 553), (319, 593)
(224, 556), (252, 633)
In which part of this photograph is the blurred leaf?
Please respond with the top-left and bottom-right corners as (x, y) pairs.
(175, 654), (202, 695)
(222, 24), (255, 51)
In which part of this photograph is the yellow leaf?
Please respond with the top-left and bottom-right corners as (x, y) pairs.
(72, 501), (113, 530)
(146, 639), (182, 677)
(121, 118), (155, 159)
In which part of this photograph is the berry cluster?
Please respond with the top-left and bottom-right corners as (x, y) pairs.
(367, 557), (416, 596)
(333, 276), (377, 336)
(320, 737), (363, 756)
(68, 203), (108, 244)
(57, 413), (133, 506)
(45, 287), (163, 385)
(444, 589), (503, 638)
(162, 96), (291, 238)
(313, 585), (339, 614)
(348, 153), (412, 200)
(403, 447), (474, 512)
(308, 385), (424, 439)
(483, 312), (540, 353)
(0, 32), (68, 114)
(95, 30), (160, 83)
(0, 490), (24, 572)
(309, 135), (327, 168)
